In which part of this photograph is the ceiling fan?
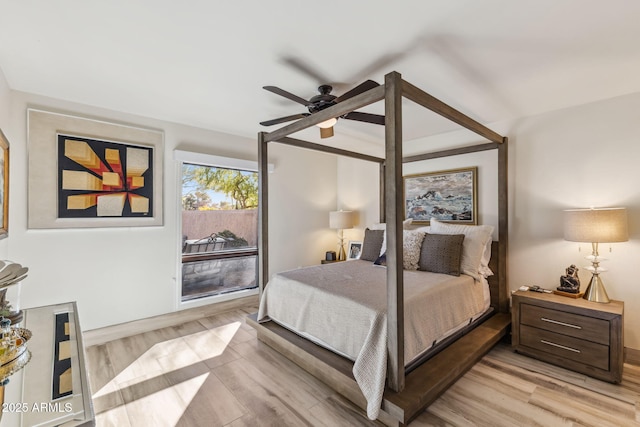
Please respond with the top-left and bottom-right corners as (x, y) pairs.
(260, 80), (385, 138)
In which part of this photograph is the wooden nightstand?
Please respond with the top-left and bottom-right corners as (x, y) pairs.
(511, 290), (624, 383)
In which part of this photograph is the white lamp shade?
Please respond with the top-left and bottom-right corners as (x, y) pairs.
(329, 210), (354, 229)
(564, 208), (629, 243)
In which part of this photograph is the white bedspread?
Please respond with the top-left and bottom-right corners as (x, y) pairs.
(257, 260), (487, 420)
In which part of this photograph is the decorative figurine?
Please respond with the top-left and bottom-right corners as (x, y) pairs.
(557, 264), (581, 293)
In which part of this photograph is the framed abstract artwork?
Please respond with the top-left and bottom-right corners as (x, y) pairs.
(27, 109), (164, 228)
(57, 134), (153, 219)
(0, 129), (8, 239)
(404, 167), (478, 225)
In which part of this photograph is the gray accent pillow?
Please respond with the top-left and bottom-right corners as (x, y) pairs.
(360, 228), (385, 261)
(418, 233), (465, 276)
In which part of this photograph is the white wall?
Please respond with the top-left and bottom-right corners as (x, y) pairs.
(338, 91), (640, 350)
(0, 67), (8, 126)
(506, 92), (640, 349)
(6, 90), (336, 330)
(336, 157), (380, 244)
(267, 144), (337, 273)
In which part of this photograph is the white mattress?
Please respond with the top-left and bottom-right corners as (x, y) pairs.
(258, 260), (489, 419)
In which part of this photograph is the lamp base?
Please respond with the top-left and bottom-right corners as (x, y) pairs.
(582, 273), (610, 303)
(337, 244), (346, 261)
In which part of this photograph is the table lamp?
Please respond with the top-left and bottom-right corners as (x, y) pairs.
(329, 210), (354, 261)
(563, 207), (628, 303)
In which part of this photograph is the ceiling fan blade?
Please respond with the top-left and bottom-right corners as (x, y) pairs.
(263, 86), (312, 106)
(260, 113), (310, 126)
(320, 126), (334, 139)
(334, 80), (380, 103)
(281, 56), (332, 85)
(342, 111), (385, 125)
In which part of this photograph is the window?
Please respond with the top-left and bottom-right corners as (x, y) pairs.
(179, 155), (258, 302)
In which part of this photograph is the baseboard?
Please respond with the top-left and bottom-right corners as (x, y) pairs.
(83, 294), (259, 347)
(625, 347), (640, 366)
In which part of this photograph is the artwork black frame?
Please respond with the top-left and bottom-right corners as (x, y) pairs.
(57, 134), (154, 219)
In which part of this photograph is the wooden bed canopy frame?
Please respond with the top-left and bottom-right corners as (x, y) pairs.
(248, 71), (511, 426)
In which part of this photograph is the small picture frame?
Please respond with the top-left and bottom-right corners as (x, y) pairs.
(347, 241), (363, 260)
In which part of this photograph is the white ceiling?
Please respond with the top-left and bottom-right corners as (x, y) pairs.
(1, 1), (639, 154)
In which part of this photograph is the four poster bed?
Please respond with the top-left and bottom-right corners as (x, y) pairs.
(246, 71), (511, 426)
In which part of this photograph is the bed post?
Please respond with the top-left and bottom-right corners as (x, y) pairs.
(385, 71), (405, 392)
(258, 131), (269, 294)
(497, 137), (509, 312)
(380, 162), (386, 222)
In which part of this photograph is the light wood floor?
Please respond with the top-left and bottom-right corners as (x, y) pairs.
(85, 302), (640, 426)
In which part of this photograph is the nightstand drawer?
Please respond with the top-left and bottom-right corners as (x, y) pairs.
(520, 303), (610, 345)
(520, 325), (609, 370)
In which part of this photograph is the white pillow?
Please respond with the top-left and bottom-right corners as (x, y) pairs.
(480, 240), (494, 277)
(369, 218), (413, 231)
(429, 218), (493, 280)
(372, 218), (414, 255)
(412, 225), (431, 233)
(379, 229), (425, 270)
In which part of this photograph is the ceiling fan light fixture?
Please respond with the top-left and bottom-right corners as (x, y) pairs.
(316, 117), (337, 129)
(320, 126), (334, 139)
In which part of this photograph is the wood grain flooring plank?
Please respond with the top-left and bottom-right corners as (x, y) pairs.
(198, 309), (256, 333)
(426, 373), (571, 427)
(463, 362), (536, 400)
(155, 338), (206, 372)
(181, 328), (237, 361)
(217, 356), (323, 411)
(172, 318), (209, 336)
(226, 413), (297, 427)
(213, 358), (319, 426)
(529, 385), (637, 427)
(307, 394), (382, 427)
(408, 412), (456, 427)
(118, 371), (200, 427)
(94, 404), (133, 427)
(85, 343), (118, 393)
(173, 371), (247, 427)
(232, 339), (335, 401)
(103, 332), (168, 385)
(197, 314), (256, 349)
(85, 343), (126, 415)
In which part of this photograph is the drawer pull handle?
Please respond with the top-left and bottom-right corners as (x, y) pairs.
(540, 339), (581, 353)
(541, 317), (581, 329)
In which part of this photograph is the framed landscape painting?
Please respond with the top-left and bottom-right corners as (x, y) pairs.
(404, 167), (477, 225)
(0, 129), (8, 239)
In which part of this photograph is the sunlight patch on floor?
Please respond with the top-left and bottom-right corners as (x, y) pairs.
(123, 372), (210, 427)
(93, 321), (240, 398)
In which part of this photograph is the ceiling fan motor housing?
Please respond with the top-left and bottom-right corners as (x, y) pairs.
(308, 85), (337, 113)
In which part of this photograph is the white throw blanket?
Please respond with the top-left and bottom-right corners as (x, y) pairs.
(257, 260), (487, 420)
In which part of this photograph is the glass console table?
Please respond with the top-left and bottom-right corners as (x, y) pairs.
(2, 302), (95, 426)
